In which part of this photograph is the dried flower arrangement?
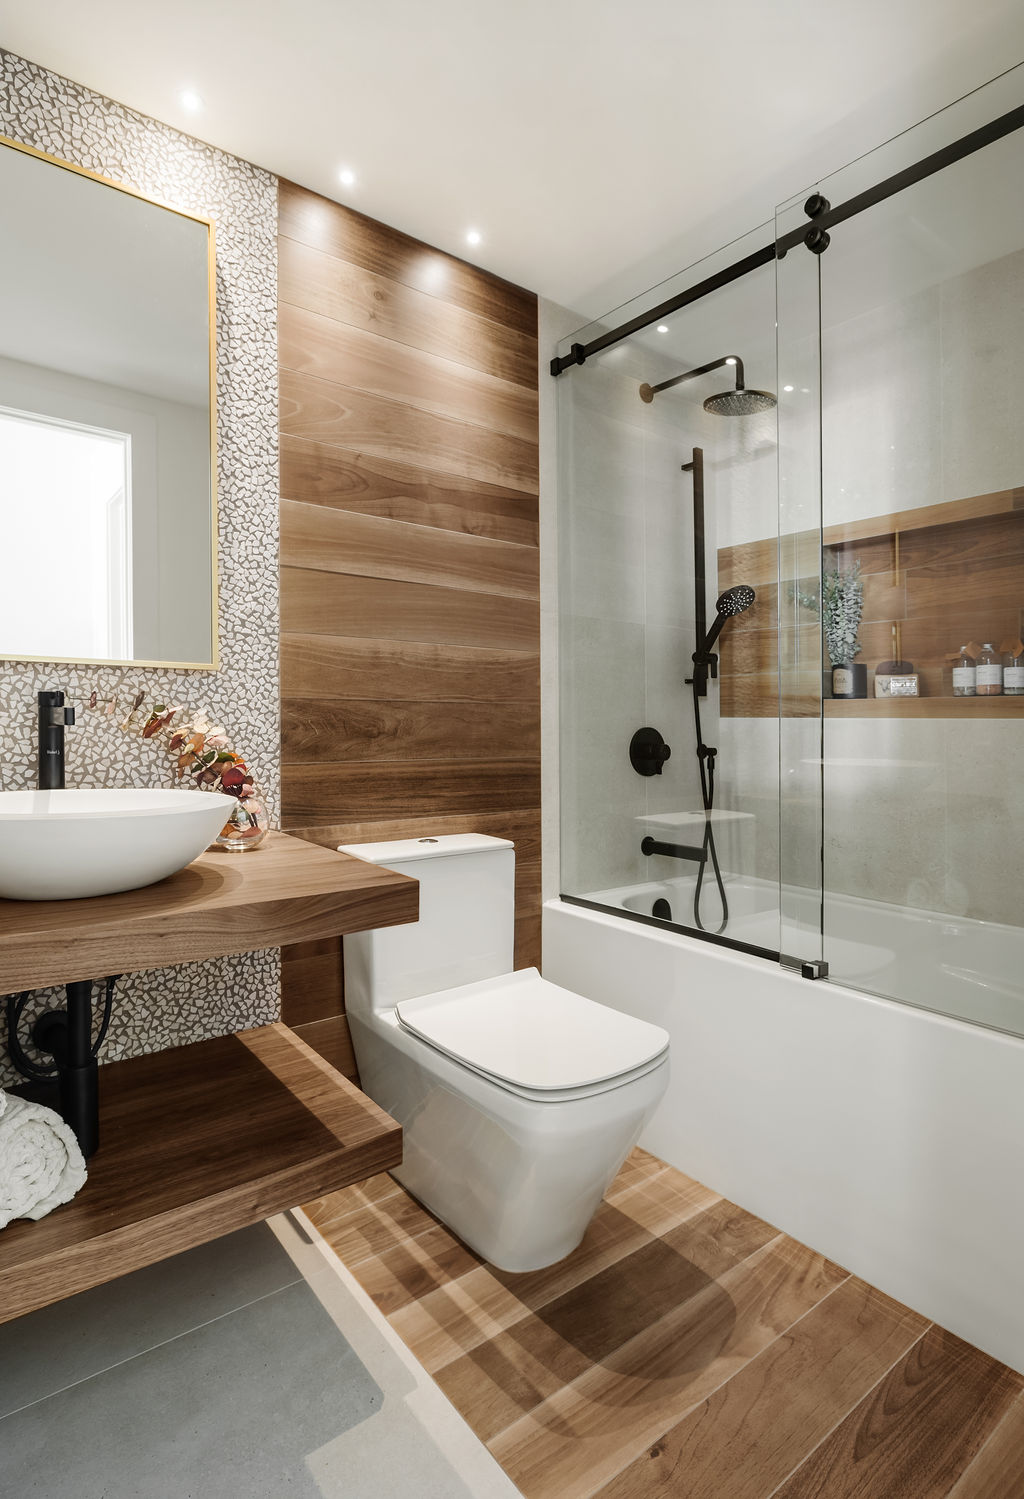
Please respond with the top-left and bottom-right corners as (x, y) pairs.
(105, 692), (266, 848)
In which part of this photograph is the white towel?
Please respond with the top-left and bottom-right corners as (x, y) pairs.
(0, 1089), (87, 1229)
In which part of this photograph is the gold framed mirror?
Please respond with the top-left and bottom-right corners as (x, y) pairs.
(0, 135), (218, 670)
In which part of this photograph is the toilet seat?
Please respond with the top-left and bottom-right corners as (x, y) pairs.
(395, 967), (669, 1103)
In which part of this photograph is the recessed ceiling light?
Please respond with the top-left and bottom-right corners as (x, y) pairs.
(465, 229), (482, 247)
(657, 325), (669, 333)
(783, 385), (794, 392)
(178, 88), (203, 112)
(338, 167), (356, 188)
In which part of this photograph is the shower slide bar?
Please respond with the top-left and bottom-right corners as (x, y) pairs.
(549, 96), (1024, 377)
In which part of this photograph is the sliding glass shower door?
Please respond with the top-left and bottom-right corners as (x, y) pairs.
(780, 66), (1024, 1030)
(558, 230), (783, 956)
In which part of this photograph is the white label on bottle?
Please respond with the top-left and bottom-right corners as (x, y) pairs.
(977, 664), (1003, 686)
(952, 666), (976, 687)
(1005, 666), (1024, 688)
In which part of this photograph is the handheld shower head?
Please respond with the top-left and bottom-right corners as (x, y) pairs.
(714, 584), (756, 617)
(700, 584), (756, 656)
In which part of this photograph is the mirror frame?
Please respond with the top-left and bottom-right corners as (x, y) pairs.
(0, 133), (219, 671)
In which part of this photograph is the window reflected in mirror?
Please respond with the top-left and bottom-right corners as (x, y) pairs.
(0, 136), (216, 668)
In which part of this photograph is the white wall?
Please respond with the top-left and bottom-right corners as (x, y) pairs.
(0, 353), (211, 662)
(544, 897), (1024, 1376)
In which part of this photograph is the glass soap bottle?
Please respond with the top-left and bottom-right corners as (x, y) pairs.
(952, 646), (976, 697)
(1005, 646), (1024, 696)
(976, 643), (1003, 696)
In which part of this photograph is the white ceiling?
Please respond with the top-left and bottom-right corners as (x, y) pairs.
(3, 0), (1024, 316)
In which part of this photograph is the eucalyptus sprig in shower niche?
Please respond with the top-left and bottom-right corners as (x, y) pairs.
(791, 558), (864, 668)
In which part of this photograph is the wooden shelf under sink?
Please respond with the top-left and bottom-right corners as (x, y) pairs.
(0, 1022), (403, 1325)
(0, 829), (418, 993)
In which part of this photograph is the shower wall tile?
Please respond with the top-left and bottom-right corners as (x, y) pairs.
(564, 399), (646, 519)
(821, 287), (943, 529)
(940, 246), (1024, 504)
(823, 719), (946, 913)
(565, 505), (645, 625)
(560, 615), (646, 893)
(718, 717), (783, 884)
(943, 720), (1024, 925)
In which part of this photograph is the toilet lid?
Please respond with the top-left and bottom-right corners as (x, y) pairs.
(395, 968), (669, 1092)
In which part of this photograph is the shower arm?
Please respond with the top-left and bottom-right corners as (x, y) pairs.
(642, 355), (746, 402)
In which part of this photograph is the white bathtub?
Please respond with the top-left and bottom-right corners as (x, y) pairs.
(543, 894), (1024, 1376)
(585, 872), (1024, 1035)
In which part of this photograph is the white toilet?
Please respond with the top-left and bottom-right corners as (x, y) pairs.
(340, 834), (669, 1272)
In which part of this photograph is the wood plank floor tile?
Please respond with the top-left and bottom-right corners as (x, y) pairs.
(305, 1169), (400, 1223)
(945, 1388), (1024, 1498)
(603, 1148), (669, 1198)
(489, 1237), (848, 1499)
(434, 1311), (596, 1444)
(594, 1278), (928, 1499)
(347, 1220), (480, 1316)
(772, 1325), (1023, 1499)
(305, 1150), (1014, 1499)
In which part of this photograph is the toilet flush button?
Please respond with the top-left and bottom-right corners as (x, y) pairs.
(418, 837), (440, 843)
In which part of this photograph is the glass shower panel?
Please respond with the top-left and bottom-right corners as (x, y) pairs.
(775, 191), (825, 968)
(558, 233), (782, 954)
(797, 70), (1024, 1031)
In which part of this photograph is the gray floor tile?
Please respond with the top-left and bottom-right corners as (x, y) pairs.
(0, 1223), (300, 1418)
(0, 1279), (384, 1499)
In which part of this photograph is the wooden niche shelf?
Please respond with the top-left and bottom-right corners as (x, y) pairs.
(0, 832), (416, 1322)
(719, 485), (1024, 718)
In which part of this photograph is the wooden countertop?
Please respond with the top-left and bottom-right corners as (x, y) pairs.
(0, 830), (418, 992)
(0, 1023), (403, 1323)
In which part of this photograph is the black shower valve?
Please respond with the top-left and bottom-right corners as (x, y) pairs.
(629, 727), (671, 777)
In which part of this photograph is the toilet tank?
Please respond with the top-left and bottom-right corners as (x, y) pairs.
(340, 834), (515, 1013)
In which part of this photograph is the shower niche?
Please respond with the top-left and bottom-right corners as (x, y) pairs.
(556, 61), (1024, 1035)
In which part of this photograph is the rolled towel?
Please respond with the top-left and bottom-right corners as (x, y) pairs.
(0, 1090), (87, 1230)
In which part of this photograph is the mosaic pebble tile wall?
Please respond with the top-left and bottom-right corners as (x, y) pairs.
(0, 49), (281, 1084)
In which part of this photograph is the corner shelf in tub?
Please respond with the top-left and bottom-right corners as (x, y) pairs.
(0, 832), (416, 1322)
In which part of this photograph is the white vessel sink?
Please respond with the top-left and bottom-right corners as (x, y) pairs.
(0, 789), (236, 900)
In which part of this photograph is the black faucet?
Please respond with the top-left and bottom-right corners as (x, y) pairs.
(37, 689), (76, 789)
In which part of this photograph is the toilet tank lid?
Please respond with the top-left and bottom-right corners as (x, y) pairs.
(338, 833), (514, 865)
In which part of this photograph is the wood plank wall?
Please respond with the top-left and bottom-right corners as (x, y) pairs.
(718, 487), (1024, 716)
(277, 181), (540, 1075)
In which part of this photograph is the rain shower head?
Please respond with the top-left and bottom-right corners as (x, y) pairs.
(639, 354), (776, 415)
(703, 387), (777, 417)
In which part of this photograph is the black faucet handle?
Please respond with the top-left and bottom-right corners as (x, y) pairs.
(45, 704), (76, 726)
